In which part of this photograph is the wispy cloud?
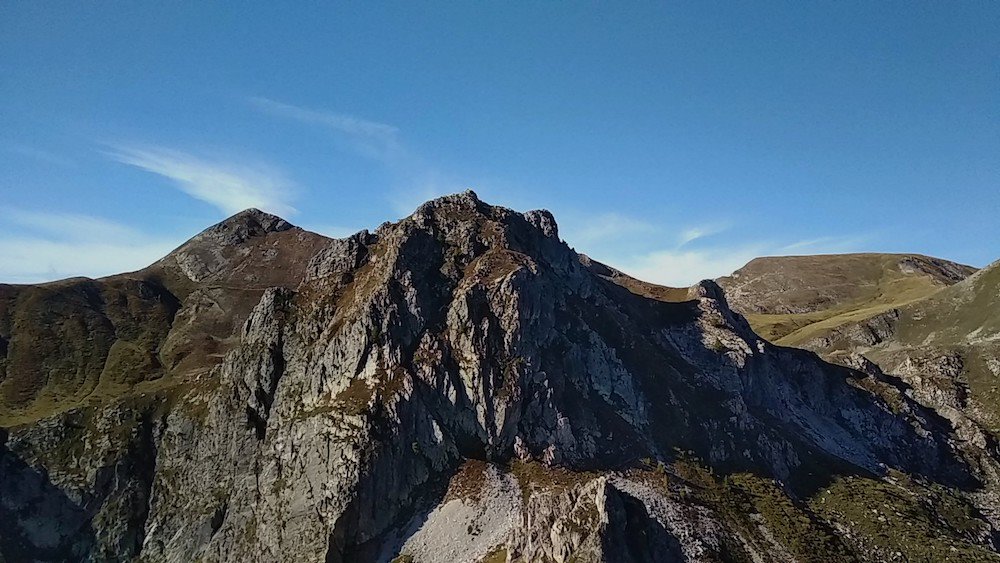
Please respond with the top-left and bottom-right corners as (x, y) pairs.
(249, 96), (459, 216)
(604, 244), (769, 287)
(107, 144), (298, 216)
(563, 213), (658, 245)
(677, 222), (729, 247)
(0, 209), (184, 283)
(574, 214), (866, 287)
(779, 235), (867, 253)
(561, 216), (730, 252)
(249, 97), (405, 164)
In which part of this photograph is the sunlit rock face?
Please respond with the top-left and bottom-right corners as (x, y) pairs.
(1, 192), (998, 562)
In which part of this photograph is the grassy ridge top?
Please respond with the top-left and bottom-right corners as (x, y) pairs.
(891, 260), (1000, 347)
(716, 253), (975, 343)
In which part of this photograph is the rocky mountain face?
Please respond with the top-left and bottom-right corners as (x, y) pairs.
(2, 193), (1000, 562)
(802, 260), (1000, 441)
(718, 253), (1000, 527)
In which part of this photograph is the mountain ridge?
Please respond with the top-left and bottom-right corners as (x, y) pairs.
(0, 207), (332, 426)
(717, 252), (977, 343)
(713, 251), (1000, 493)
(1, 192), (999, 562)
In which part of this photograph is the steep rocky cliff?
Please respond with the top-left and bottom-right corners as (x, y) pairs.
(2, 193), (999, 562)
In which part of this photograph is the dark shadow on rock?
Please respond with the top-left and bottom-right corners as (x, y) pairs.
(324, 447), (452, 563)
(603, 484), (684, 563)
(0, 407), (159, 563)
(0, 428), (95, 562)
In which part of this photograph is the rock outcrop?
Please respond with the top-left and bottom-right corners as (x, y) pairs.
(1, 193), (998, 562)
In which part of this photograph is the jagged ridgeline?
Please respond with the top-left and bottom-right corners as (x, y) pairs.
(1, 192), (998, 562)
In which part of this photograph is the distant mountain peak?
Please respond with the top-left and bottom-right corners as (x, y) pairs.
(151, 208), (320, 286)
(195, 208), (295, 246)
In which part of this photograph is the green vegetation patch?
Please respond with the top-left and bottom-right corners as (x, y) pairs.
(669, 458), (853, 562)
(809, 473), (997, 562)
(479, 547), (508, 563)
(444, 459), (489, 503)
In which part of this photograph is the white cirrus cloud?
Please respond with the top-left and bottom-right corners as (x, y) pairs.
(561, 212), (658, 246)
(603, 245), (770, 287)
(779, 235), (868, 253)
(248, 97), (466, 216)
(0, 209), (185, 283)
(584, 225), (866, 287)
(677, 222), (729, 247)
(106, 144), (298, 217)
(249, 96), (405, 164)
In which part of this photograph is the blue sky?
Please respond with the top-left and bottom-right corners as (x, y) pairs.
(1, 2), (997, 285)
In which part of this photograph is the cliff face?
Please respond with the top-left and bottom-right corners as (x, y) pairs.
(2, 193), (998, 562)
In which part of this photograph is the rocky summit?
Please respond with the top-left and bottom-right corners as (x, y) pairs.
(2, 192), (1000, 562)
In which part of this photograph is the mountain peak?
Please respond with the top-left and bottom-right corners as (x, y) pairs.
(416, 189), (482, 211)
(403, 190), (559, 242)
(2, 192), (997, 561)
(152, 208), (322, 286)
(199, 208), (295, 245)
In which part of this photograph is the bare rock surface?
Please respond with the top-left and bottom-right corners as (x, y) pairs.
(1, 193), (999, 562)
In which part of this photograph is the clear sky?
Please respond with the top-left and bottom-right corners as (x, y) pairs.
(2, 2), (998, 286)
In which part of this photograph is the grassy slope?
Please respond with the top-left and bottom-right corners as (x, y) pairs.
(891, 261), (1000, 347)
(717, 254), (1000, 434)
(716, 253), (974, 345)
(0, 214), (332, 427)
(585, 253), (972, 350)
(771, 270), (944, 347)
(868, 261), (1000, 433)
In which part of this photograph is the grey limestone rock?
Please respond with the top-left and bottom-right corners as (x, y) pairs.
(2, 194), (998, 562)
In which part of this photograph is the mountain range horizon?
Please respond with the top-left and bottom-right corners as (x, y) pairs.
(6, 190), (989, 291)
(2, 190), (1000, 562)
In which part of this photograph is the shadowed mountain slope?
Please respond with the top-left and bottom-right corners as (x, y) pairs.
(805, 260), (1000, 438)
(715, 251), (1000, 484)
